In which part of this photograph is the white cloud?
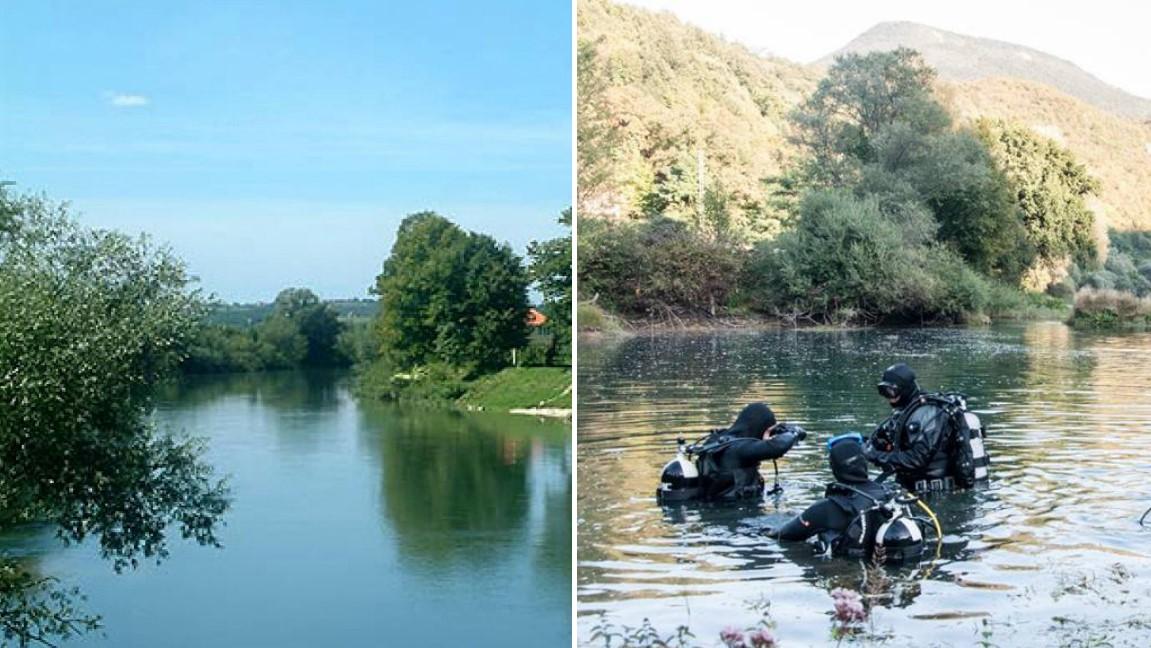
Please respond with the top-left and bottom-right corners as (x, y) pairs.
(106, 92), (150, 108)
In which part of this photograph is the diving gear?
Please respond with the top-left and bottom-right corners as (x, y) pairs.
(655, 405), (802, 502)
(831, 482), (927, 563)
(827, 432), (864, 452)
(657, 437), (701, 502)
(726, 403), (776, 439)
(867, 389), (991, 491)
(878, 363), (920, 408)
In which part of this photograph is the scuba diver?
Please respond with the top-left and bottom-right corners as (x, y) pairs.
(770, 433), (937, 563)
(864, 363), (990, 493)
(657, 403), (806, 502)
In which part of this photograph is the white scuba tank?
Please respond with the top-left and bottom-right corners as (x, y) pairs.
(656, 444), (701, 502)
(963, 411), (989, 481)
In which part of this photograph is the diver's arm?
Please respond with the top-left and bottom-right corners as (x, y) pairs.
(864, 408), (946, 472)
(738, 429), (803, 463)
(771, 499), (850, 541)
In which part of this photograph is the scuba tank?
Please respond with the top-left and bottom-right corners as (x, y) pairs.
(656, 437), (701, 503)
(962, 409), (990, 483)
(823, 484), (929, 564)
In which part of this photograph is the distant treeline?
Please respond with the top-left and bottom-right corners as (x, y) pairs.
(184, 210), (573, 392)
(204, 298), (379, 328)
(181, 288), (363, 373)
(579, 44), (1111, 326)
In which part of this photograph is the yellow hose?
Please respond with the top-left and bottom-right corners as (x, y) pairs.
(916, 498), (942, 539)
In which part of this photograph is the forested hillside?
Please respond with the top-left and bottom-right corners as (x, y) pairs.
(578, 0), (1151, 325)
(577, 0), (816, 237)
(579, 0), (1151, 236)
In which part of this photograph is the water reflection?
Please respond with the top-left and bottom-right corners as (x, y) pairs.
(1, 373), (571, 647)
(578, 323), (1151, 646)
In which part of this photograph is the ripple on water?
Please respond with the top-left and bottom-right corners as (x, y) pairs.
(577, 324), (1151, 647)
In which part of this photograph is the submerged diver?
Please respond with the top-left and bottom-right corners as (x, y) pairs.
(771, 433), (930, 562)
(864, 363), (989, 493)
(657, 403), (806, 502)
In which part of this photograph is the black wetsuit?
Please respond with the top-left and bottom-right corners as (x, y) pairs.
(773, 438), (887, 547)
(697, 403), (804, 500)
(864, 364), (954, 492)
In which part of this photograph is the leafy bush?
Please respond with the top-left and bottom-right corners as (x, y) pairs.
(1069, 288), (1151, 328)
(578, 217), (742, 320)
(741, 190), (992, 324)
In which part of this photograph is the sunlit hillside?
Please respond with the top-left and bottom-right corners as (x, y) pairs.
(578, 0), (816, 232)
(579, 0), (1151, 234)
(943, 77), (1151, 231)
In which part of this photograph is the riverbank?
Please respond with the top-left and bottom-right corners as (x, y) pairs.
(578, 295), (1072, 335)
(457, 366), (571, 416)
(1068, 287), (1151, 330)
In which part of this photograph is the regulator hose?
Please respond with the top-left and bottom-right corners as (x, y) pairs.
(1140, 506), (1151, 527)
(915, 499), (943, 539)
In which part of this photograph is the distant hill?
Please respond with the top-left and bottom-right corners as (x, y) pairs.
(818, 21), (1151, 120)
(579, 0), (1151, 232)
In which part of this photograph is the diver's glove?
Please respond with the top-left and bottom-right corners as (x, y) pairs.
(773, 422), (806, 441)
(862, 442), (889, 469)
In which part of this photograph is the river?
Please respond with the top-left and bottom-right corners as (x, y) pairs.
(577, 323), (1151, 647)
(0, 371), (571, 647)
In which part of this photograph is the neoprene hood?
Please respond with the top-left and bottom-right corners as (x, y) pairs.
(878, 363), (920, 408)
(726, 403), (777, 439)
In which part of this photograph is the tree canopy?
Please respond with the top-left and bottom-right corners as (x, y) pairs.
(527, 209), (573, 365)
(372, 212), (529, 376)
(0, 186), (230, 643)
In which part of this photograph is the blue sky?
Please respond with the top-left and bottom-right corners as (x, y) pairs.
(1, 1), (572, 302)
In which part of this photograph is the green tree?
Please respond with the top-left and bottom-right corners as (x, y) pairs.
(372, 212), (529, 377)
(791, 48), (949, 186)
(0, 187), (230, 643)
(268, 287), (345, 366)
(790, 49), (1034, 284)
(863, 126), (1035, 281)
(742, 189), (991, 324)
(527, 209), (573, 365)
(976, 118), (1100, 270)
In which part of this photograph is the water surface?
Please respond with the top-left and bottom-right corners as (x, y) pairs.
(578, 323), (1151, 646)
(2, 371), (571, 647)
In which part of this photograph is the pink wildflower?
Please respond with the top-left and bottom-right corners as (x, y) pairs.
(720, 626), (746, 648)
(830, 587), (868, 624)
(747, 628), (778, 648)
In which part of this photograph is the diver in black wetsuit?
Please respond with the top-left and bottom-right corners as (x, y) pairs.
(864, 363), (956, 492)
(770, 433), (887, 546)
(696, 403), (807, 500)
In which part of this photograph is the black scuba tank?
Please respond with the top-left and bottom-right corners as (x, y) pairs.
(656, 438), (701, 503)
(836, 488), (926, 564)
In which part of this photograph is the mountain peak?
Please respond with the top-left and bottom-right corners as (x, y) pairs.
(818, 21), (1151, 119)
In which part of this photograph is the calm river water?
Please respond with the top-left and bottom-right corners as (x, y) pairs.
(578, 323), (1151, 647)
(1, 371), (571, 647)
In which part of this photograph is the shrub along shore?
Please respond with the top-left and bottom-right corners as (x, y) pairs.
(578, 42), (1151, 330)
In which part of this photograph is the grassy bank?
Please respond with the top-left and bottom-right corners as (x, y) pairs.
(457, 366), (572, 412)
(1069, 288), (1151, 329)
(577, 301), (629, 335)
